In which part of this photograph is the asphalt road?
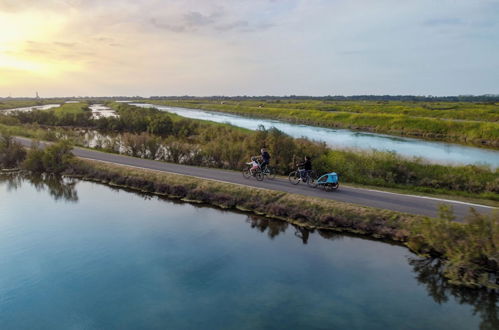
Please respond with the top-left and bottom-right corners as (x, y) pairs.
(15, 137), (495, 220)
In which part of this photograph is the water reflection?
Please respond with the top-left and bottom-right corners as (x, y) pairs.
(246, 215), (288, 239)
(245, 215), (345, 244)
(245, 213), (497, 328)
(0, 173), (78, 202)
(410, 258), (498, 329)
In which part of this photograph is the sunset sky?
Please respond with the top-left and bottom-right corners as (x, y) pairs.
(0, 0), (498, 97)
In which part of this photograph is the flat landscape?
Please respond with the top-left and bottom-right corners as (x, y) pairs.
(1, 1), (498, 329)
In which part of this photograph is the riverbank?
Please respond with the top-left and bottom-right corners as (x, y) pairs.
(145, 100), (499, 149)
(67, 158), (498, 289)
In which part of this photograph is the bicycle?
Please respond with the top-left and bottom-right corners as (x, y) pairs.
(242, 164), (264, 181)
(288, 167), (317, 187)
(260, 164), (276, 180)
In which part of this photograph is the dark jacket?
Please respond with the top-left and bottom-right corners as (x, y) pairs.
(261, 151), (271, 162)
(299, 159), (312, 171)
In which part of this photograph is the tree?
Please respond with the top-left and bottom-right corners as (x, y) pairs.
(42, 141), (74, 174)
(147, 116), (173, 135)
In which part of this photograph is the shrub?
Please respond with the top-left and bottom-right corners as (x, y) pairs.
(0, 133), (26, 168)
(22, 141), (74, 174)
(408, 205), (499, 288)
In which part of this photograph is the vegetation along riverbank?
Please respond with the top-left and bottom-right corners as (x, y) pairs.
(1, 135), (498, 289)
(1, 103), (498, 202)
(145, 99), (499, 149)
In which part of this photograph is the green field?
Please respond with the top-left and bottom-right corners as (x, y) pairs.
(146, 99), (499, 148)
(52, 102), (89, 117)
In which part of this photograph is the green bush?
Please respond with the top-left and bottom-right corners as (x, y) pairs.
(22, 141), (74, 174)
(0, 133), (26, 168)
(408, 205), (498, 288)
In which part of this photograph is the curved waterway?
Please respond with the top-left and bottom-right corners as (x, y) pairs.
(0, 174), (495, 329)
(1, 104), (60, 114)
(132, 103), (499, 168)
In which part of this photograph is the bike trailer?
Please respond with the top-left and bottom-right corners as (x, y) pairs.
(316, 172), (339, 191)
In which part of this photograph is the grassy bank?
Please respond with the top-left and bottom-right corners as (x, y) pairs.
(52, 102), (89, 117)
(147, 99), (499, 148)
(66, 159), (498, 289)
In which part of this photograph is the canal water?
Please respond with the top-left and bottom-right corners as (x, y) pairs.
(0, 175), (494, 329)
(131, 103), (499, 168)
(1, 104), (61, 115)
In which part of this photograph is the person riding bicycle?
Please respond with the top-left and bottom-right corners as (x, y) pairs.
(260, 148), (271, 171)
(246, 156), (260, 175)
(297, 156), (312, 181)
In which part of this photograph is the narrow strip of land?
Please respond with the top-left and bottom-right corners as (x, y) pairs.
(14, 137), (495, 220)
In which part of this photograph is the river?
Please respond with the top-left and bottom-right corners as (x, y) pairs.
(0, 174), (495, 329)
(131, 103), (499, 168)
(1, 104), (61, 114)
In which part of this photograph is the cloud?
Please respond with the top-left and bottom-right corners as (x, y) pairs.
(53, 41), (76, 48)
(183, 11), (218, 27)
(148, 5), (275, 34)
(149, 18), (187, 33)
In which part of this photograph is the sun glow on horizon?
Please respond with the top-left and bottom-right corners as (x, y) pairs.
(0, 11), (79, 84)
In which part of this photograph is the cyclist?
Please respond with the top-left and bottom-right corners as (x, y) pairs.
(297, 156), (312, 181)
(260, 148), (271, 171)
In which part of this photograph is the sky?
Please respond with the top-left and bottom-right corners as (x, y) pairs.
(0, 0), (498, 97)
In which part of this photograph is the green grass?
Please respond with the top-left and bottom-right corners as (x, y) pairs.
(157, 99), (499, 121)
(52, 102), (89, 117)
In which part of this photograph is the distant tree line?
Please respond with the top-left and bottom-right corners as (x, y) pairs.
(2, 94), (499, 103)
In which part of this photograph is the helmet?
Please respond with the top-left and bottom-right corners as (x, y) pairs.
(251, 156), (257, 161)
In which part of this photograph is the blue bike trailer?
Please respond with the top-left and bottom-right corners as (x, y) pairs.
(316, 172), (339, 191)
(317, 172), (339, 184)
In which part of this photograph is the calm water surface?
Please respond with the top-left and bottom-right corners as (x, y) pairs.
(131, 103), (499, 168)
(0, 175), (496, 329)
(1, 104), (61, 114)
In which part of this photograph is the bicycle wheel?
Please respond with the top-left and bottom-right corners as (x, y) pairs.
(267, 167), (276, 180)
(288, 171), (300, 185)
(324, 183), (339, 192)
(255, 171), (264, 181)
(307, 173), (318, 188)
(242, 168), (251, 179)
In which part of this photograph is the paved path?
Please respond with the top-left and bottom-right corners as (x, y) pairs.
(15, 137), (495, 220)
